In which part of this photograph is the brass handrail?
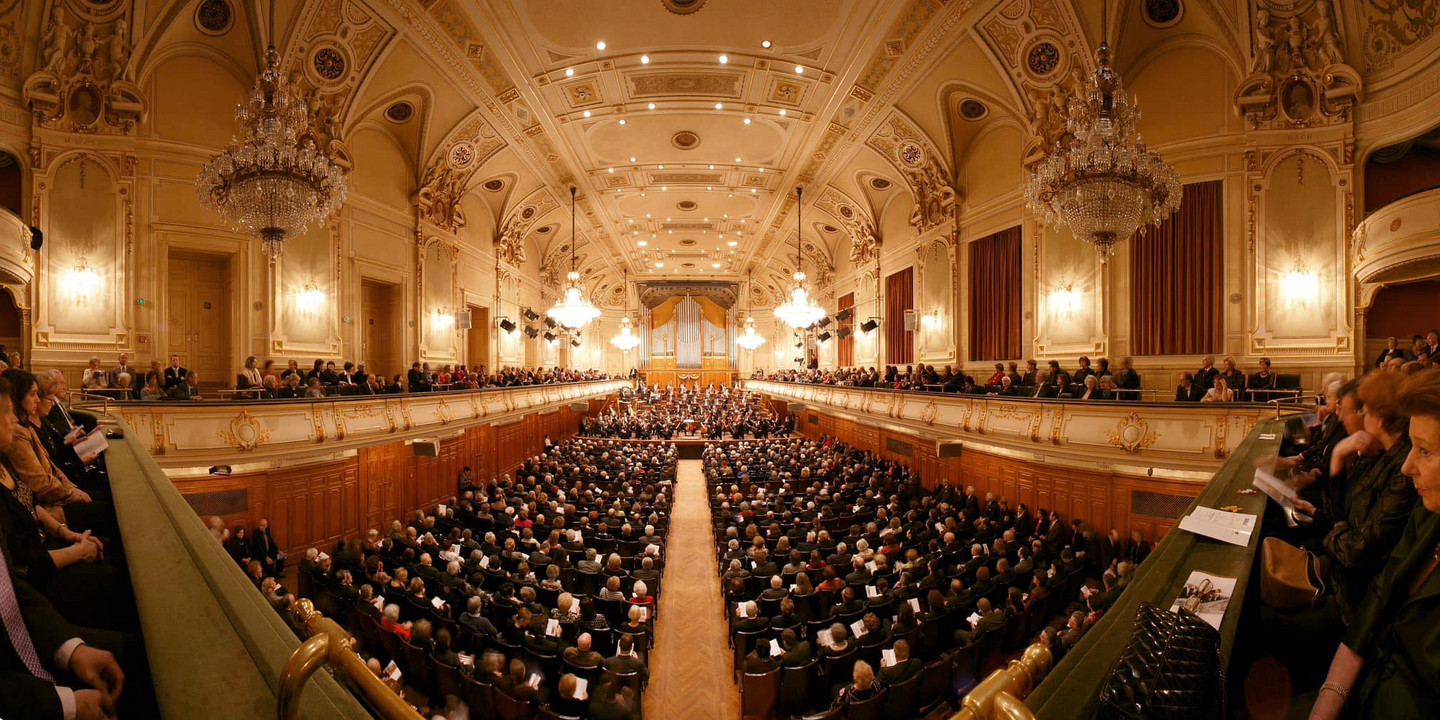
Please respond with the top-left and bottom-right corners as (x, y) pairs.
(279, 599), (425, 720)
(949, 643), (1053, 720)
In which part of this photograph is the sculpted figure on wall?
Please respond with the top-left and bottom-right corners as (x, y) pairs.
(496, 216), (528, 265)
(1235, 1), (1361, 129)
(415, 164), (468, 232)
(25, 8), (146, 133)
(907, 163), (957, 233)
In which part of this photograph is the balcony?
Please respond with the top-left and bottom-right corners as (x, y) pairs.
(0, 206), (34, 286)
(1353, 186), (1440, 288)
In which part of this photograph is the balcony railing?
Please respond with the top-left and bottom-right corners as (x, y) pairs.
(1354, 186), (1440, 287)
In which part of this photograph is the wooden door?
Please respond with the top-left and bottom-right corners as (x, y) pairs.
(167, 254), (230, 388)
(362, 280), (401, 379)
(467, 304), (489, 372)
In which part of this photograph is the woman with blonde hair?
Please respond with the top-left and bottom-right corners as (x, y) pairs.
(835, 659), (880, 704)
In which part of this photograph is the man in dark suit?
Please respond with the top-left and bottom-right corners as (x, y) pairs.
(1115, 356), (1142, 401)
(562, 633), (604, 668)
(406, 362), (430, 393)
(1374, 337), (1406, 367)
(109, 353), (136, 389)
(779, 629), (812, 667)
(742, 639), (779, 674)
(603, 636), (649, 684)
(250, 517), (286, 577)
(734, 602), (770, 633)
(1193, 355), (1218, 392)
(459, 596), (498, 640)
(877, 639), (922, 686)
(1029, 373), (1058, 398)
(1174, 372), (1201, 402)
(162, 354), (188, 390)
(1020, 360), (1038, 387)
(955, 598), (1006, 646)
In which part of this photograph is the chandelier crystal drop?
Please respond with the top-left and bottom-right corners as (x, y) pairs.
(1024, 43), (1181, 261)
(549, 187), (600, 330)
(775, 186), (825, 329)
(196, 46), (348, 260)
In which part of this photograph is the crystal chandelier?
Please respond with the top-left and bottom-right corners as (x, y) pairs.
(1024, 41), (1180, 261)
(548, 187), (600, 330)
(610, 268), (641, 351)
(737, 269), (765, 350)
(196, 8), (348, 261)
(775, 186), (826, 329)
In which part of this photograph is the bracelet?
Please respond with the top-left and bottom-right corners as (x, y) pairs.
(1321, 681), (1349, 700)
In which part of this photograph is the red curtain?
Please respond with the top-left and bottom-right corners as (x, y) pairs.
(886, 268), (914, 365)
(1130, 180), (1223, 355)
(969, 226), (1022, 361)
(837, 292), (854, 367)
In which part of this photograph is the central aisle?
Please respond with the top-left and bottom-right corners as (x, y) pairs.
(644, 459), (740, 719)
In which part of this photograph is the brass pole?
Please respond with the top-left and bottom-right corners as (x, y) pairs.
(279, 599), (426, 720)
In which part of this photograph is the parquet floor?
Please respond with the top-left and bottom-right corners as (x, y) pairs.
(643, 460), (741, 719)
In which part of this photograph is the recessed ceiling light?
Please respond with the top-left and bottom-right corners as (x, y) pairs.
(655, 262), (664, 267)
(707, 186), (712, 190)
(702, 217), (708, 221)
(666, 217), (672, 221)
(719, 54), (728, 64)
(712, 262), (721, 268)
(759, 168), (765, 173)
(618, 118), (626, 125)
(640, 55), (650, 64)
(738, 218), (743, 222)
(668, 230), (673, 234)
(596, 41), (607, 50)
(735, 157), (743, 162)
(728, 240), (738, 246)
(658, 164), (664, 169)
(744, 117), (752, 125)
(779, 109), (788, 116)
(728, 193), (734, 197)
(582, 110), (591, 117)
(645, 213), (652, 218)
(761, 40), (772, 49)
(638, 240), (648, 247)
(565, 68), (575, 76)
(723, 214), (729, 218)
(630, 156), (637, 162)
(794, 65), (804, 74)
(709, 164), (715, 169)
(661, 186), (667, 191)
(715, 103), (724, 110)
(751, 188), (757, 193)
(608, 167), (614, 173)
(640, 192), (646, 197)
(648, 103), (656, 110)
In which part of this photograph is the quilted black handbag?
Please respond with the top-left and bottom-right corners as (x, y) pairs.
(1097, 602), (1225, 720)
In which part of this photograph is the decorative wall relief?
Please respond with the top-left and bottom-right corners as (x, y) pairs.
(495, 188), (559, 266)
(1235, 1), (1361, 129)
(866, 113), (957, 234)
(812, 187), (880, 264)
(1361, 0), (1440, 72)
(24, 7), (145, 133)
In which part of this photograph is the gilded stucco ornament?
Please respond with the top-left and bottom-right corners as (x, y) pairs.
(217, 410), (274, 451)
(1104, 412), (1159, 453)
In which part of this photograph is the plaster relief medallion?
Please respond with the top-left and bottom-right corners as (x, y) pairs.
(1279, 75), (1316, 122)
(218, 410), (273, 451)
(311, 46), (347, 82)
(564, 80), (602, 107)
(1389, 218), (1402, 232)
(660, 0), (707, 15)
(869, 177), (892, 191)
(670, 130), (701, 150)
(1143, 0), (1184, 28)
(676, 199), (698, 211)
(1104, 412), (1159, 453)
(521, 206), (536, 220)
(196, 0), (234, 35)
(679, 238), (697, 246)
(1025, 41), (1062, 78)
(483, 178), (505, 192)
(67, 83), (101, 127)
(959, 98), (988, 120)
(839, 205), (854, 219)
(385, 101), (414, 123)
(899, 141), (924, 168)
(768, 79), (806, 106)
(449, 143), (475, 168)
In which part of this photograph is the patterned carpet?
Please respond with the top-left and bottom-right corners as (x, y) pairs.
(643, 460), (741, 719)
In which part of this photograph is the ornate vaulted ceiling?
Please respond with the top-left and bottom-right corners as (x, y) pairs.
(20, 0), (1436, 308)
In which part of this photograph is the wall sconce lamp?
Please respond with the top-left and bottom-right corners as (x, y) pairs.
(432, 307), (456, 331)
(294, 283), (326, 315)
(1281, 258), (1319, 306)
(1048, 283), (1078, 319)
(68, 256), (100, 302)
(919, 308), (942, 328)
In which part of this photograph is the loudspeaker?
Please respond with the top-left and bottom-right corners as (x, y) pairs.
(817, 331), (832, 342)
(570, 402), (590, 412)
(786, 402), (805, 413)
(937, 440), (964, 458)
(835, 308), (853, 322)
(27, 226), (42, 251)
(498, 318), (517, 333)
(524, 326), (539, 338)
(860, 318), (879, 333)
(412, 439), (439, 457)
(817, 316), (831, 328)
(543, 331), (557, 342)
(837, 328), (851, 339)
(903, 309), (917, 331)
(570, 339), (581, 347)
(523, 308), (540, 321)
(544, 317), (557, 329)
(456, 310), (473, 330)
